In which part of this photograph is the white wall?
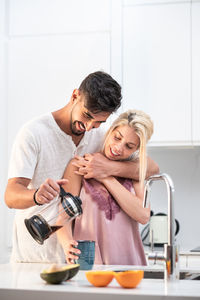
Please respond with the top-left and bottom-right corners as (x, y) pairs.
(0, 0), (10, 263)
(0, 0), (200, 262)
(147, 147), (200, 250)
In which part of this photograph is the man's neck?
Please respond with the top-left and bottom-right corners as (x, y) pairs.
(52, 106), (84, 146)
(71, 133), (84, 146)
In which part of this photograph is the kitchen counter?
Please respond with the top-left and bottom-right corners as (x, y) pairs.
(0, 263), (200, 300)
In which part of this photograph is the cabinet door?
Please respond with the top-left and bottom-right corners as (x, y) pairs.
(123, 2), (191, 145)
(192, 1), (200, 145)
(9, 0), (110, 35)
(8, 33), (110, 154)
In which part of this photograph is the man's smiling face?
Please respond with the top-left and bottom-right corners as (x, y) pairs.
(70, 90), (111, 136)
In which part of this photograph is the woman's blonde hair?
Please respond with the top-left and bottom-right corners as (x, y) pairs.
(103, 109), (154, 185)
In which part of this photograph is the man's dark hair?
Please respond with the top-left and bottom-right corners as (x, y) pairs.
(79, 71), (122, 114)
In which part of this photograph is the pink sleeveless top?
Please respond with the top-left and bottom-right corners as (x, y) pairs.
(74, 178), (147, 266)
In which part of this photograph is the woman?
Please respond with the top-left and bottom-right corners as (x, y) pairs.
(57, 109), (153, 265)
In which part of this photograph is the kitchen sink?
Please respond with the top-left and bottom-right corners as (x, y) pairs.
(143, 270), (200, 280)
(111, 267), (200, 280)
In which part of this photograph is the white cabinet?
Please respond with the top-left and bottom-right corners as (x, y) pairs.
(7, 0), (111, 152)
(7, 33), (110, 153)
(0, 0), (8, 262)
(4, 0), (112, 257)
(122, 2), (191, 145)
(9, 0), (110, 35)
(192, 1), (200, 145)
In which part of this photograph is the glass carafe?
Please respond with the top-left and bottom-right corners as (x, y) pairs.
(24, 187), (82, 244)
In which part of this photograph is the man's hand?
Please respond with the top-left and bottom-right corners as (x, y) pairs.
(34, 178), (68, 205)
(72, 153), (159, 181)
(72, 153), (110, 179)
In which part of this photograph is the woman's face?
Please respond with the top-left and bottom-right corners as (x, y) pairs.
(104, 125), (139, 161)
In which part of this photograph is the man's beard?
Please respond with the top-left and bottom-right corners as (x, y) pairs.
(70, 107), (85, 136)
(70, 118), (86, 136)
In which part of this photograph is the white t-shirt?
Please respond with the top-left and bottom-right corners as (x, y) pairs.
(8, 113), (105, 263)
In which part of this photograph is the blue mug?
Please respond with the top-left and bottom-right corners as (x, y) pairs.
(74, 240), (95, 270)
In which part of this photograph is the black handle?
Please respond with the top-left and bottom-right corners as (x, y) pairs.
(175, 219), (180, 235)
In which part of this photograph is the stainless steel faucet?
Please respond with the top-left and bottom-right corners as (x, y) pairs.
(143, 173), (179, 281)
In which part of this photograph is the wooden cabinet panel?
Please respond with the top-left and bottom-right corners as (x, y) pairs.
(122, 3), (191, 145)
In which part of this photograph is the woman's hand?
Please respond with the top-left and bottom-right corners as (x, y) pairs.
(72, 153), (110, 179)
(63, 239), (81, 264)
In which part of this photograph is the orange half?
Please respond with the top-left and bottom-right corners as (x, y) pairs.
(85, 271), (114, 287)
(113, 270), (144, 288)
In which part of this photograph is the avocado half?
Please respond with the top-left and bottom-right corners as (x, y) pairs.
(62, 264), (80, 280)
(40, 264), (80, 284)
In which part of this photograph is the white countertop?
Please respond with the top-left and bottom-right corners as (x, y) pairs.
(0, 263), (200, 300)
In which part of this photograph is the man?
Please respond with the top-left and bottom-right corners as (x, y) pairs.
(4, 71), (159, 263)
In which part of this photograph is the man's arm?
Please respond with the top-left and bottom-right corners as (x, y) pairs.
(146, 156), (160, 179)
(4, 177), (68, 209)
(72, 153), (159, 180)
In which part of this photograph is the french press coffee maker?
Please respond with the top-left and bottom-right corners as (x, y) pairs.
(24, 187), (82, 245)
